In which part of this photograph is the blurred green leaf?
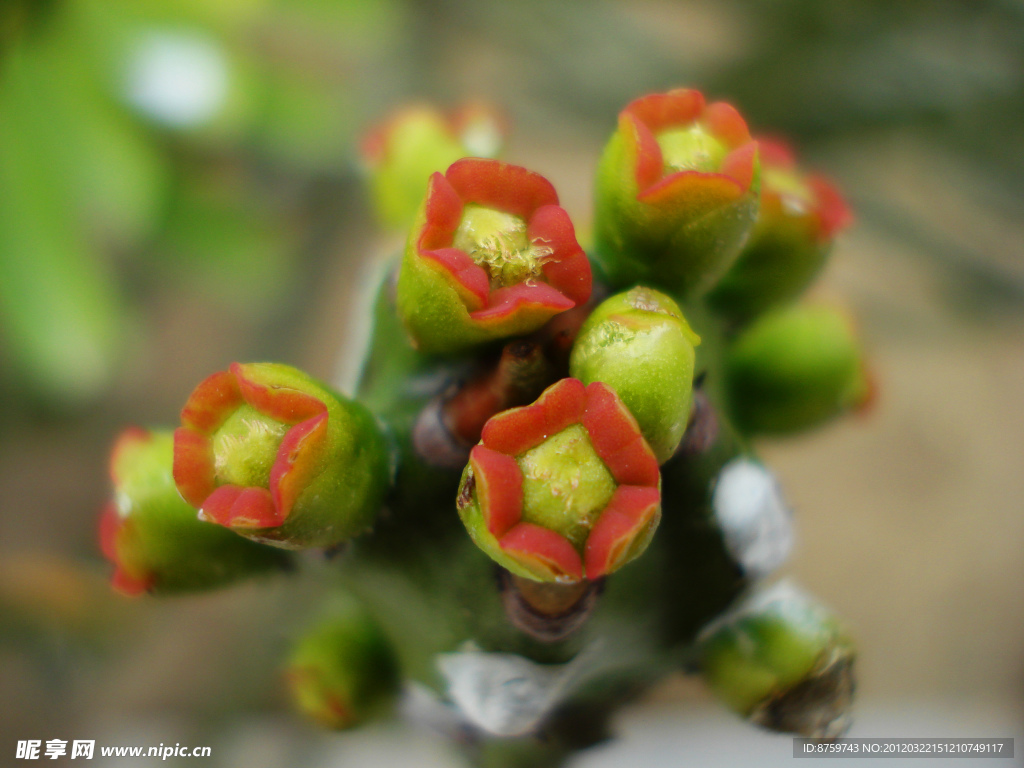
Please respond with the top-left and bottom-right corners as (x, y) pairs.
(161, 170), (297, 316)
(0, 44), (124, 404)
(28, 18), (169, 247)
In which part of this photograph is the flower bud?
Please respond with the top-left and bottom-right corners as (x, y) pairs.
(396, 158), (592, 354)
(361, 103), (505, 230)
(698, 582), (855, 738)
(285, 596), (400, 730)
(594, 89), (760, 296)
(725, 303), (872, 435)
(99, 427), (290, 596)
(709, 139), (853, 321)
(569, 287), (700, 462)
(456, 378), (661, 583)
(173, 363), (390, 549)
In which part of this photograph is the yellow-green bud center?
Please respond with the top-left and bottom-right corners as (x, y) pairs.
(212, 405), (288, 488)
(453, 204), (553, 288)
(657, 124), (728, 174)
(517, 424), (616, 548)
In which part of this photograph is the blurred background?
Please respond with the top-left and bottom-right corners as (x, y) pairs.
(1, 0), (1022, 765)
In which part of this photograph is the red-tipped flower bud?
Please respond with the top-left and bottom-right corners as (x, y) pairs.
(709, 139), (853, 320)
(100, 428), (290, 596)
(456, 378), (661, 583)
(594, 89), (761, 296)
(361, 103), (506, 231)
(397, 158), (592, 354)
(173, 363), (390, 549)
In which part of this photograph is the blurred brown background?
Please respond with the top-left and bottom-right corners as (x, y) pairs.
(1, 0), (1022, 765)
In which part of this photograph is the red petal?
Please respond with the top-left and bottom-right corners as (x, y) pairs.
(624, 90), (705, 133)
(621, 112), (664, 192)
(482, 403), (547, 455)
(111, 566), (153, 596)
(637, 169), (744, 211)
(469, 282), (574, 323)
(584, 485), (660, 579)
(537, 377), (587, 439)
(481, 378), (588, 455)
(173, 428), (216, 509)
(231, 363), (326, 425)
(582, 383), (659, 487)
(198, 484), (243, 523)
(230, 487), (282, 528)
(181, 370), (243, 433)
(540, 249), (591, 307)
(756, 137), (796, 168)
(499, 523), (583, 582)
(529, 204), (592, 305)
(720, 141), (758, 191)
(200, 484), (282, 529)
(419, 172), (464, 251)
(270, 411), (329, 522)
(420, 247), (490, 310)
(446, 158), (558, 219)
(470, 445), (524, 538)
(808, 175), (853, 241)
(601, 437), (661, 487)
(98, 502), (121, 561)
(701, 101), (751, 148)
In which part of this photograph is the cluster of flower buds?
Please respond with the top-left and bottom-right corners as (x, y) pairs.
(98, 86), (870, 755)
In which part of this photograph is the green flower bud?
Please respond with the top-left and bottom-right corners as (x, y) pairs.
(173, 363), (390, 549)
(456, 378), (661, 583)
(361, 103), (505, 231)
(286, 596), (401, 730)
(593, 89), (760, 296)
(709, 139), (853, 321)
(99, 428), (290, 596)
(725, 303), (873, 435)
(699, 582), (856, 738)
(569, 287), (700, 462)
